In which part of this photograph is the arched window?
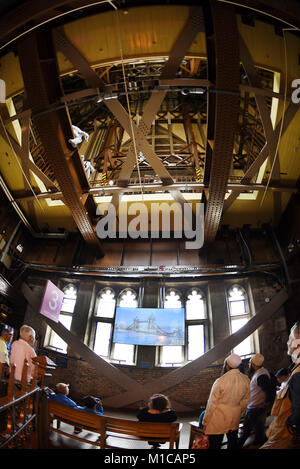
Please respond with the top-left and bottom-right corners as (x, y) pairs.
(164, 289), (182, 309)
(118, 289), (138, 308)
(44, 284), (77, 354)
(93, 289), (116, 358)
(186, 289), (206, 320)
(93, 288), (138, 364)
(228, 284), (253, 357)
(159, 287), (209, 366)
(160, 289), (183, 366)
(95, 288), (116, 318)
(112, 289), (138, 364)
(186, 289), (207, 361)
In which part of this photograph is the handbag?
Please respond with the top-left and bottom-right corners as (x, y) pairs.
(191, 433), (209, 449)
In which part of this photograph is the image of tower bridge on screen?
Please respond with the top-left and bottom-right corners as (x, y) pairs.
(113, 307), (185, 346)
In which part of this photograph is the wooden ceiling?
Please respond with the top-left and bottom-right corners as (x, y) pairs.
(0, 0), (299, 256)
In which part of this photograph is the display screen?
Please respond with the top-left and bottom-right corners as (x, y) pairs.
(113, 307), (185, 346)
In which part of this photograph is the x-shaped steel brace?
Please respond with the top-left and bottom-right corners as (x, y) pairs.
(224, 36), (299, 211)
(53, 6), (205, 214)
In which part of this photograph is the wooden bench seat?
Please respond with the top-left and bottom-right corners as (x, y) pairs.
(46, 400), (104, 448)
(45, 399), (181, 449)
(103, 416), (181, 449)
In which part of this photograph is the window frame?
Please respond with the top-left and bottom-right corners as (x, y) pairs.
(227, 283), (254, 357)
(158, 286), (208, 367)
(185, 288), (208, 362)
(92, 286), (139, 365)
(43, 282), (78, 354)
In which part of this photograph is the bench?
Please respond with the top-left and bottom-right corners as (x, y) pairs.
(45, 399), (181, 449)
(46, 400), (105, 448)
(103, 416), (181, 449)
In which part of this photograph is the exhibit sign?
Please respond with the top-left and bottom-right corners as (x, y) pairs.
(40, 280), (64, 323)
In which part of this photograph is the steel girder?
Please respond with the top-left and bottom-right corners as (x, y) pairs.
(18, 31), (103, 253)
(203, 2), (240, 244)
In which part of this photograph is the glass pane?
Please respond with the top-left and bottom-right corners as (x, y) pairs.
(61, 297), (76, 313)
(186, 290), (206, 320)
(161, 345), (182, 365)
(96, 289), (116, 318)
(230, 300), (246, 317)
(231, 317), (252, 356)
(119, 290), (138, 308)
(50, 314), (72, 353)
(188, 324), (204, 360)
(228, 286), (245, 300)
(61, 285), (77, 313)
(94, 322), (112, 357)
(113, 343), (134, 364)
(164, 291), (182, 309)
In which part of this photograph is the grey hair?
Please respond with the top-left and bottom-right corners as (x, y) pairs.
(20, 325), (35, 341)
(290, 322), (300, 339)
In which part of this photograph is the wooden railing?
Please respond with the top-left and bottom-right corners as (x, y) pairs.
(0, 356), (56, 449)
(0, 387), (41, 449)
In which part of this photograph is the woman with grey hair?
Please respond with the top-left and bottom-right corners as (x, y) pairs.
(260, 322), (300, 449)
(10, 325), (37, 383)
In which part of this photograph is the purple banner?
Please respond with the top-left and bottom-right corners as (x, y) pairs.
(40, 280), (64, 323)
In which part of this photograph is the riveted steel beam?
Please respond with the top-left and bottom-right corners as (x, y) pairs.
(223, 37), (299, 214)
(223, 103), (299, 211)
(18, 31), (103, 253)
(203, 2), (240, 244)
(52, 8), (204, 215)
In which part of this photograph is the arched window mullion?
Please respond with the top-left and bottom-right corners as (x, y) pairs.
(185, 288), (207, 362)
(160, 289), (183, 366)
(96, 288), (116, 319)
(112, 288), (138, 365)
(93, 288), (116, 359)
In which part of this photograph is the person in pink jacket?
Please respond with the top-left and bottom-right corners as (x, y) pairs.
(203, 353), (250, 449)
(10, 325), (37, 383)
